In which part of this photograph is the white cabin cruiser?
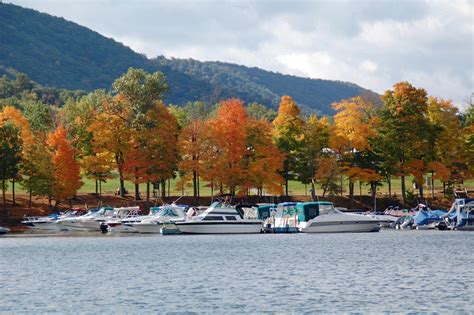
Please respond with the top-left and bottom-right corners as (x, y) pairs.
(100, 206), (142, 233)
(132, 205), (187, 234)
(298, 202), (381, 233)
(79, 207), (139, 231)
(175, 201), (263, 234)
(22, 209), (86, 231)
(56, 207), (110, 231)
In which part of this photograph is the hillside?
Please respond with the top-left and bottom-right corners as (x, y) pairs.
(0, 3), (374, 114)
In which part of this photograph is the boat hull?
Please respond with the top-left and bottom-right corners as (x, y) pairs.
(24, 222), (60, 231)
(56, 220), (89, 231)
(133, 222), (163, 234)
(302, 221), (380, 233)
(176, 221), (262, 234)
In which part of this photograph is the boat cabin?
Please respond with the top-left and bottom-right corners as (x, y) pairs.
(296, 202), (336, 222)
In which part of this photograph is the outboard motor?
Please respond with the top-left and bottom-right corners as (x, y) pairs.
(100, 222), (109, 233)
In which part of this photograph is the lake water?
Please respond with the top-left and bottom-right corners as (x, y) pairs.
(1, 230), (473, 313)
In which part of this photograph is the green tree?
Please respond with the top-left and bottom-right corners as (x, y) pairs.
(377, 82), (434, 205)
(296, 115), (329, 201)
(112, 67), (168, 129)
(0, 123), (22, 217)
(246, 102), (277, 121)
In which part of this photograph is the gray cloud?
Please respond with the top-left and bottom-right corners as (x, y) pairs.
(7, 0), (474, 109)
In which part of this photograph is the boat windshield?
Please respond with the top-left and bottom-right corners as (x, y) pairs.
(319, 204), (338, 215)
(157, 207), (181, 217)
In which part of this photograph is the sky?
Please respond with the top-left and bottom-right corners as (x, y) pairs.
(7, 0), (474, 109)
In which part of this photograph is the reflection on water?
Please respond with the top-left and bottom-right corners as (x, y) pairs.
(1, 230), (473, 313)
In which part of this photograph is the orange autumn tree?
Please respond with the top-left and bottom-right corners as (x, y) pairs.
(244, 119), (284, 196)
(142, 101), (179, 200)
(273, 96), (304, 196)
(427, 97), (467, 194)
(211, 98), (248, 195)
(47, 125), (83, 207)
(0, 106), (35, 205)
(330, 96), (379, 205)
(89, 94), (132, 197)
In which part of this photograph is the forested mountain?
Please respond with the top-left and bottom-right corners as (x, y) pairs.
(0, 2), (375, 114)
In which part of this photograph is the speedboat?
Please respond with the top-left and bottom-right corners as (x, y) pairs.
(132, 205), (188, 234)
(22, 209), (86, 231)
(79, 207), (138, 231)
(56, 207), (108, 231)
(412, 204), (447, 230)
(444, 198), (474, 231)
(0, 226), (10, 234)
(298, 202), (381, 233)
(100, 206), (142, 233)
(175, 201), (263, 234)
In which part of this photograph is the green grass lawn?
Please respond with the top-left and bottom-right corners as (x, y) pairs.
(6, 174), (474, 197)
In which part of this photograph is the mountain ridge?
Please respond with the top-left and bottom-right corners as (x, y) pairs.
(0, 2), (376, 114)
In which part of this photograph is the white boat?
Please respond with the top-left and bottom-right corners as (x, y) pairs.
(79, 207), (138, 231)
(298, 202), (381, 233)
(269, 202), (299, 233)
(0, 226), (10, 234)
(175, 201), (263, 234)
(56, 207), (111, 231)
(22, 209), (86, 231)
(444, 198), (474, 231)
(132, 205), (188, 234)
(100, 206), (142, 233)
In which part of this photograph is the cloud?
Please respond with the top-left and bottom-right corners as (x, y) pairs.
(7, 0), (474, 109)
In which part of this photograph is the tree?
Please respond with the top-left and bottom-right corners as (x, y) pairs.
(176, 101), (213, 201)
(211, 98), (248, 195)
(427, 97), (467, 194)
(0, 105), (35, 205)
(244, 119), (285, 196)
(0, 123), (22, 217)
(112, 67), (168, 129)
(81, 152), (115, 197)
(296, 115), (329, 201)
(143, 101), (179, 199)
(90, 94), (132, 197)
(378, 82), (433, 205)
(47, 125), (83, 207)
(273, 96), (304, 196)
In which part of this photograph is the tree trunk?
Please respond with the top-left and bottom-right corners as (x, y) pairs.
(48, 194), (52, 213)
(371, 182), (377, 211)
(28, 178), (32, 208)
(401, 176), (406, 207)
(2, 178), (6, 219)
(12, 178), (15, 206)
(359, 181), (362, 197)
(161, 179), (166, 199)
(443, 182), (446, 195)
(135, 182), (140, 201)
(310, 177), (316, 201)
(99, 179), (102, 198)
(388, 176), (392, 197)
(193, 170), (197, 202)
(168, 179), (170, 197)
(146, 182), (150, 203)
(340, 174), (343, 197)
(95, 180), (98, 195)
(285, 177), (289, 196)
(119, 178), (125, 197)
(349, 179), (354, 208)
(431, 171), (435, 199)
(197, 174), (200, 197)
(418, 182), (424, 201)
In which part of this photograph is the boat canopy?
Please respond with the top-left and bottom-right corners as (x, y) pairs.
(296, 202), (335, 222)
